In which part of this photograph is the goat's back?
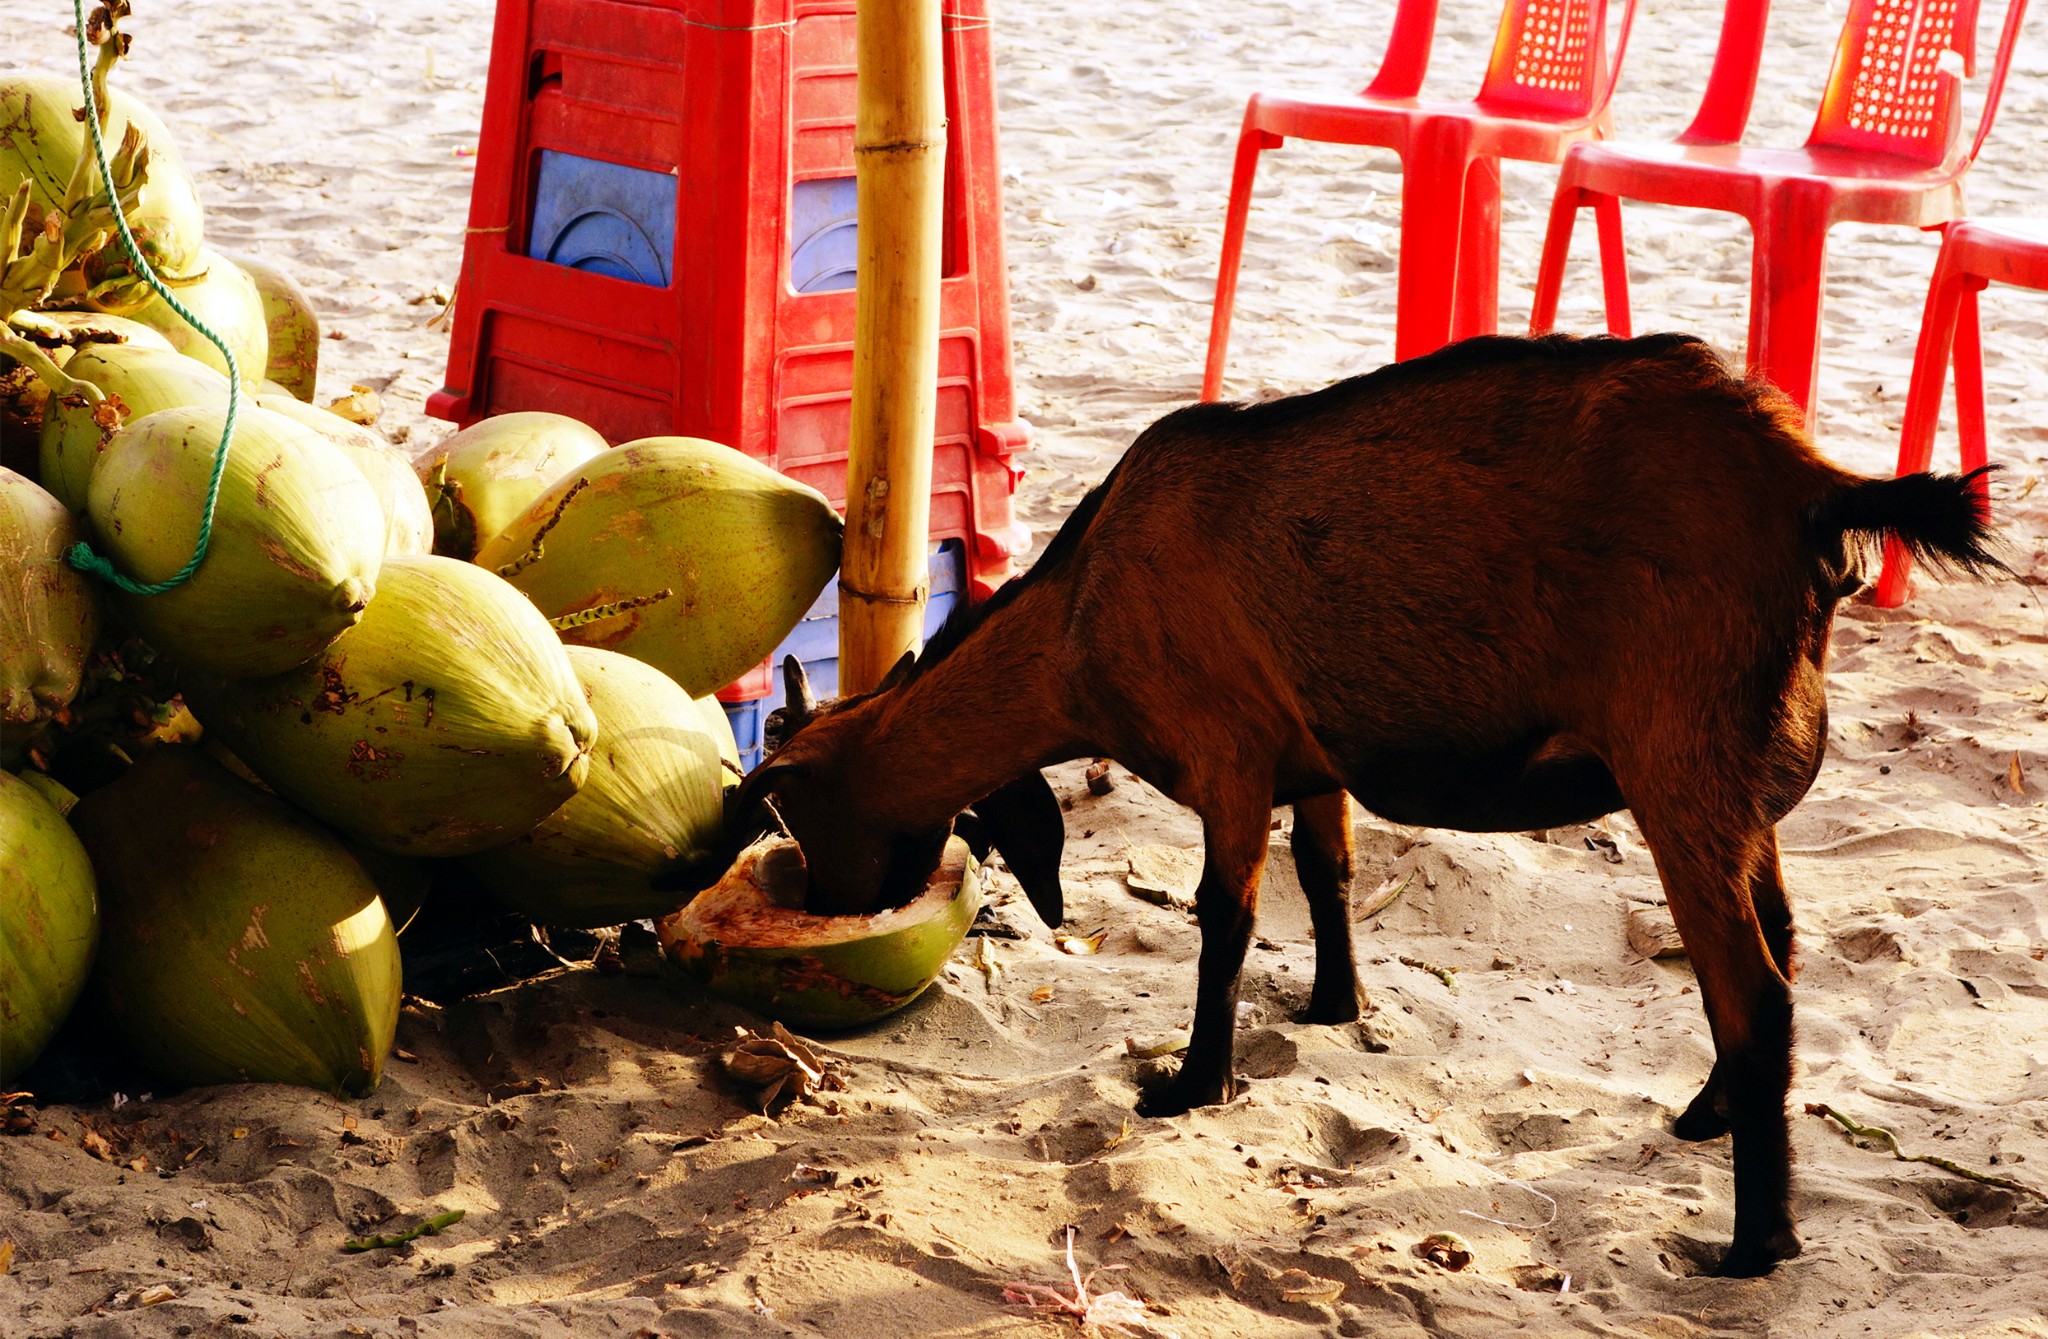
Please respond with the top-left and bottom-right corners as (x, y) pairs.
(1059, 334), (1848, 751)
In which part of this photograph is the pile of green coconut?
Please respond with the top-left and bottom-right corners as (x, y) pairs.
(1, 9), (982, 1103)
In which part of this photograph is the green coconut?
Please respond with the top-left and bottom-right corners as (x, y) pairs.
(657, 836), (981, 1029)
(0, 468), (100, 747)
(86, 402), (385, 676)
(119, 250), (270, 379)
(226, 254), (320, 401)
(257, 394), (432, 556)
(465, 646), (739, 927)
(39, 343), (229, 512)
(415, 412), (607, 559)
(0, 768), (99, 1084)
(182, 554), (597, 857)
(0, 74), (206, 288)
(473, 438), (843, 697)
(67, 748), (400, 1096)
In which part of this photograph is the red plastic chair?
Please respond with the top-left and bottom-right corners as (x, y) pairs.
(1871, 217), (2043, 605)
(1200, 0), (1641, 399)
(1530, 0), (2032, 430)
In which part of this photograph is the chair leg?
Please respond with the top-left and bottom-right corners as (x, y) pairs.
(1592, 192), (1632, 339)
(1451, 156), (1502, 343)
(1395, 120), (1475, 362)
(1952, 284), (1989, 478)
(1747, 184), (1833, 430)
(1529, 181), (1587, 335)
(1202, 118), (1282, 403)
(1873, 253), (1981, 608)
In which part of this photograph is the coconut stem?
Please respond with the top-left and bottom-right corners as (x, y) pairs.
(58, 3), (128, 211)
(547, 588), (673, 631)
(494, 475), (587, 579)
(0, 325), (101, 402)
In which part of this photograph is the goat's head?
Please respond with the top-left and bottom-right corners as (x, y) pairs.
(727, 656), (1066, 926)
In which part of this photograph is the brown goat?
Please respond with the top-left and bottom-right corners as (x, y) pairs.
(731, 332), (2000, 1277)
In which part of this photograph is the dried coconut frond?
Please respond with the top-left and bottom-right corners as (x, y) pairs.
(719, 1022), (843, 1113)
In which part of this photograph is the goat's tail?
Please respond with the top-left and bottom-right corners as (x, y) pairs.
(1816, 466), (2008, 580)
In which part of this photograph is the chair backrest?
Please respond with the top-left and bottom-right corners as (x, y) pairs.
(1808, 0), (1982, 164)
(1473, 0), (1611, 119)
(1362, 0), (1443, 100)
(1674, 0), (1772, 146)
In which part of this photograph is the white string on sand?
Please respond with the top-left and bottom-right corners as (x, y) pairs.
(1456, 1158), (1561, 1233)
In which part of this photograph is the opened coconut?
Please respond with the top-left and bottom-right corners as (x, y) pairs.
(658, 836), (980, 1029)
(120, 249), (270, 379)
(227, 254), (320, 401)
(415, 412), (607, 559)
(258, 394), (432, 556)
(474, 438), (843, 697)
(67, 748), (400, 1096)
(0, 74), (206, 288)
(466, 646), (739, 927)
(39, 343), (229, 511)
(0, 769), (99, 1084)
(86, 402), (385, 676)
(183, 554), (597, 857)
(1, 468), (101, 746)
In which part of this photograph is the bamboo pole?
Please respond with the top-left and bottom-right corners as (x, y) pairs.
(839, 0), (947, 694)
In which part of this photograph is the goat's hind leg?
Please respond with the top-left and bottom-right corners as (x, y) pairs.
(1137, 790), (1273, 1117)
(1630, 798), (1800, 1277)
(1293, 791), (1361, 1024)
(1676, 833), (1797, 1142)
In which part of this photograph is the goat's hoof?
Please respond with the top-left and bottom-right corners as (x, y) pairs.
(1711, 1228), (1802, 1279)
(1672, 1090), (1731, 1142)
(1296, 996), (1361, 1026)
(1136, 1074), (1235, 1119)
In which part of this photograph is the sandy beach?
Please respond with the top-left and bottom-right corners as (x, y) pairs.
(4, 0), (2048, 1335)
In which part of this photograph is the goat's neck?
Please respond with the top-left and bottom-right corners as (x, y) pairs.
(859, 585), (1083, 823)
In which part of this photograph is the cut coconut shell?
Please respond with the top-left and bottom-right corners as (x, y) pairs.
(228, 254), (321, 401)
(86, 402), (385, 676)
(474, 438), (843, 697)
(67, 748), (400, 1096)
(0, 769), (100, 1084)
(0, 468), (101, 745)
(465, 646), (739, 927)
(183, 554), (597, 857)
(415, 412), (607, 560)
(658, 836), (980, 1029)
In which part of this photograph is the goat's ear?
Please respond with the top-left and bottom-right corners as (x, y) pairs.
(875, 649), (919, 694)
(971, 771), (1066, 928)
(780, 655), (817, 733)
(727, 753), (809, 839)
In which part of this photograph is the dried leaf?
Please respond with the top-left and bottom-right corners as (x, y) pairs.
(1055, 926), (1109, 956)
(720, 1023), (843, 1113)
(1275, 1267), (1343, 1304)
(2007, 752), (2025, 795)
(0, 1240), (13, 1274)
(1125, 845), (1199, 907)
(1125, 1032), (1190, 1060)
(325, 385), (383, 425)
(1626, 906), (1686, 961)
(1029, 985), (1055, 1003)
(1358, 872), (1411, 920)
(135, 1283), (179, 1307)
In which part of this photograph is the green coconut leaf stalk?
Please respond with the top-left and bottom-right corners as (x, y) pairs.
(473, 438), (844, 697)
(39, 342), (227, 511)
(228, 255), (320, 401)
(466, 646), (739, 927)
(0, 768), (99, 1084)
(182, 554), (598, 857)
(658, 836), (981, 1029)
(67, 747), (401, 1097)
(255, 393), (432, 557)
(117, 249), (268, 378)
(414, 412), (607, 560)
(86, 402), (384, 676)
(0, 467), (101, 748)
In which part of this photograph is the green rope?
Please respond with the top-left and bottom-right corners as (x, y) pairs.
(62, 0), (241, 595)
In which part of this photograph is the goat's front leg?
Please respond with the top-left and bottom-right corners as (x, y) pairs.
(1137, 794), (1271, 1117)
(1292, 790), (1361, 1024)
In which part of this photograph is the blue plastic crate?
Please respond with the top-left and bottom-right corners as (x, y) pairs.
(789, 176), (857, 294)
(723, 540), (965, 769)
(527, 149), (676, 287)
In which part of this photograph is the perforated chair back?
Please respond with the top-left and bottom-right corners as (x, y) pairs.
(1809, 0), (1983, 164)
(1475, 0), (1611, 119)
